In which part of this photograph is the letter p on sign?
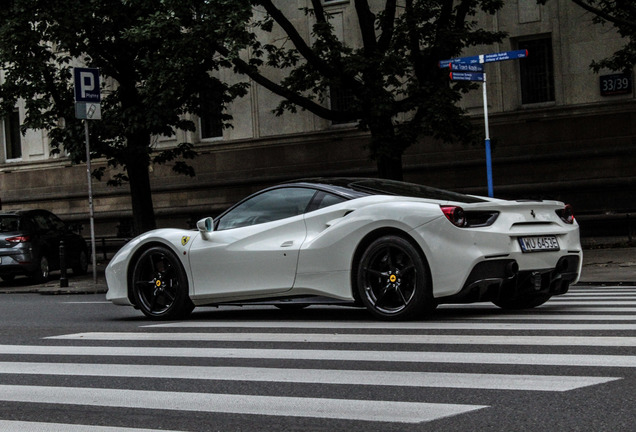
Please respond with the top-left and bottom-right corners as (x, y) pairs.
(73, 68), (101, 103)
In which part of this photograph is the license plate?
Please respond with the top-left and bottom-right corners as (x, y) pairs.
(518, 236), (560, 253)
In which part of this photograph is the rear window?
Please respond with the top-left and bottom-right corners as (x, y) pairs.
(348, 179), (485, 203)
(0, 216), (21, 233)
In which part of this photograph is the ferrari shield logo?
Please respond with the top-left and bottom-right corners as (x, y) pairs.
(181, 236), (191, 246)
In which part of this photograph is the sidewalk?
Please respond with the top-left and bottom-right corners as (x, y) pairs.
(0, 247), (634, 295)
(0, 263), (108, 295)
(576, 246), (636, 285)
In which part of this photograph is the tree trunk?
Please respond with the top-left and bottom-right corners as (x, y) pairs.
(125, 132), (156, 235)
(376, 153), (404, 181)
(368, 115), (405, 181)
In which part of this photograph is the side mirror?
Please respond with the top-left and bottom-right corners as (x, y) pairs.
(196, 217), (215, 233)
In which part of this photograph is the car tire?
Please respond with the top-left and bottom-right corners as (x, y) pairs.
(32, 255), (50, 283)
(131, 246), (194, 320)
(356, 235), (432, 320)
(492, 293), (551, 310)
(72, 249), (89, 275)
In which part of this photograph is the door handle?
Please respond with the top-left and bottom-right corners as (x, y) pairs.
(280, 241), (294, 248)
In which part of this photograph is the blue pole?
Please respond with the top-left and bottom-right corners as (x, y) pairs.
(485, 138), (494, 197)
(482, 73), (494, 197)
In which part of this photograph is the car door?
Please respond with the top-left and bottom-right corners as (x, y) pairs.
(188, 187), (317, 298)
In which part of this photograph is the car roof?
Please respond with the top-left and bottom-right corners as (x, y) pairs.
(0, 209), (53, 217)
(286, 177), (485, 203)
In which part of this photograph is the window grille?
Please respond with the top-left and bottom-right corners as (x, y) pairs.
(518, 36), (555, 104)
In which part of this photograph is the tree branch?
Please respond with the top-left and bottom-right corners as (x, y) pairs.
(377, 0), (397, 53)
(570, 0), (636, 30)
(216, 43), (358, 121)
(354, 0), (377, 52)
(255, 0), (332, 75)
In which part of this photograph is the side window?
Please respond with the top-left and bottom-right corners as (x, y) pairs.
(217, 188), (317, 231)
(32, 215), (50, 233)
(46, 213), (67, 231)
(307, 191), (347, 212)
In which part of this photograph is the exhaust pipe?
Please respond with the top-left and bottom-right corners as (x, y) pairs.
(505, 261), (519, 277)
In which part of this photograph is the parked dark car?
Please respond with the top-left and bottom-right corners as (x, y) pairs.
(0, 209), (89, 282)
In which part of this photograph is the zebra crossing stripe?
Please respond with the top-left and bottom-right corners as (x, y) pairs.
(451, 314), (636, 321)
(0, 362), (619, 392)
(563, 293), (636, 296)
(544, 301), (636, 305)
(553, 308), (636, 312)
(141, 321), (636, 330)
(0, 420), (184, 432)
(0, 384), (486, 424)
(47, 332), (636, 346)
(1, 345), (636, 367)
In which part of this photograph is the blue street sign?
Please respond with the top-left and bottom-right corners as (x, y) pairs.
(73, 68), (101, 103)
(439, 49), (528, 68)
(439, 55), (481, 68)
(449, 71), (485, 82)
(450, 63), (484, 72)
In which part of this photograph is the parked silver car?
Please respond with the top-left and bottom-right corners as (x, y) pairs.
(0, 209), (89, 282)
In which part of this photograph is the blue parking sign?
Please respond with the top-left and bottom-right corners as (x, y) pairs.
(73, 68), (101, 103)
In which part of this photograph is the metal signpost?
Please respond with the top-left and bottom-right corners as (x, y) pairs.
(73, 67), (101, 283)
(440, 49), (528, 197)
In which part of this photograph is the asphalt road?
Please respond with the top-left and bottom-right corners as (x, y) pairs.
(0, 286), (635, 431)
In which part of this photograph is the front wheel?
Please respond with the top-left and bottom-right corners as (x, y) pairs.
(356, 235), (432, 320)
(131, 246), (194, 320)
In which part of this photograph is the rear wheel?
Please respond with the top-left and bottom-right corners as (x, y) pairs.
(131, 246), (194, 320)
(72, 249), (89, 275)
(31, 255), (50, 283)
(356, 235), (432, 320)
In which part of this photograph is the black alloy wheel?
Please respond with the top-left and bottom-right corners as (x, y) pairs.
(131, 246), (194, 320)
(357, 235), (432, 320)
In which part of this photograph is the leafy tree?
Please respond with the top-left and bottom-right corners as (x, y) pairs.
(560, 0), (636, 71)
(0, 0), (251, 234)
(220, 0), (506, 180)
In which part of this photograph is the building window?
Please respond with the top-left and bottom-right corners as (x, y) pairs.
(518, 36), (555, 104)
(330, 85), (355, 125)
(199, 99), (223, 140)
(3, 110), (22, 160)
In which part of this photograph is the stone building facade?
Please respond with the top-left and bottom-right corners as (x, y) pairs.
(0, 0), (634, 241)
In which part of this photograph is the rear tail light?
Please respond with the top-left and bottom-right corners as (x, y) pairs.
(5, 235), (30, 243)
(556, 204), (575, 224)
(441, 206), (499, 228)
(441, 206), (467, 227)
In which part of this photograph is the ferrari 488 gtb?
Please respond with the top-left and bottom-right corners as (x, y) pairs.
(105, 178), (582, 320)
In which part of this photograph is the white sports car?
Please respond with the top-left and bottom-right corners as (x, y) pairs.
(105, 178), (582, 320)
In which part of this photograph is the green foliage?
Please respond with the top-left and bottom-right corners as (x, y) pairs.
(542, 0), (636, 72)
(236, 0), (507, 178)
(0, 0), (252, 173)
